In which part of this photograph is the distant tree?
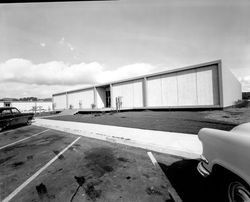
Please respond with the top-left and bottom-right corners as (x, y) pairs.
(0, 98), (18, 101)
(242, 92), (250, 100)
(19, 97), (38, 101)
(42, 98), (52, 102)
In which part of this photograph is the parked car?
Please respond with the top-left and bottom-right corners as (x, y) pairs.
(197, 123), (250, 202)
(0, 107), (34, 132)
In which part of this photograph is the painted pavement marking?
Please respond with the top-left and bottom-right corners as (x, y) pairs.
(147, 151), (158, 166)
(0, 129), (50, 150)
(2, 136), (81, 202)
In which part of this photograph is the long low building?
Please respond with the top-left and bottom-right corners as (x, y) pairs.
(52, 60), (242, 111)
(0, 101), (53, 113)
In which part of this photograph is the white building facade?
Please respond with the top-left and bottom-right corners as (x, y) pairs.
(0, 101), (53, 113)
(52, 60), (242, 111)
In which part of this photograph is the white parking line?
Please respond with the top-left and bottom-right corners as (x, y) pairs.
(147, 151), (182, 202)
(147, 151), (158, 166)
(2, 136), (81, 202)
(0, 129), (50, 150)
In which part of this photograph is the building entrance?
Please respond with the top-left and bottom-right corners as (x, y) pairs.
(105, 87), (111, 108)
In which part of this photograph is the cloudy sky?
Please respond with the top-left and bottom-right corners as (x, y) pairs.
(0, 0), (250, 98)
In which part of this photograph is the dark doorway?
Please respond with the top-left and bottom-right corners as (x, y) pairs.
(105, 87), (111, 108)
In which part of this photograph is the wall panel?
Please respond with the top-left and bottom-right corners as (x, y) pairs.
(147, 76), (162, 106)
(197, 66), (219, 105)
(133, 81), (143, 107)
(177, 70), (197, 106)
(222, 65), (242, 107)
(53, 94), (67, 110)
(161, 73), (178, 106)
(68, 89), (94, 109)
(112, 80), (143, 108)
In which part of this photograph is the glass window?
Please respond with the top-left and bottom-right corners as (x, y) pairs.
(1, 109), (12, 115)
(11, 108), (20, 114)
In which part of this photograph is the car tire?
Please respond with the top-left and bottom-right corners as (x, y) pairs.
(227, 178), (250, 202)
(215, 173), (250, 202)
(26, 119), (32, 125)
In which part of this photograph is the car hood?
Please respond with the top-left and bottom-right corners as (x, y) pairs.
(230, 122), (250, 136)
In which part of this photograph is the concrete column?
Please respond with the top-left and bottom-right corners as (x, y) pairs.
(93, 87), (97, 109)
(66, 92), (68, 109)
(218, 61), (224, 107)
(52, 96), (54, 111)
(110, 84), (113, 108)
(143, 77), (148, 107)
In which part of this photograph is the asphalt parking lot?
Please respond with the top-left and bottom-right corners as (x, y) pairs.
(0, 125), (187, 202)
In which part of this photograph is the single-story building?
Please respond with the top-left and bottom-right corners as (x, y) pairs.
(52, 60), (242, 111)
(0, 101), (53, 113)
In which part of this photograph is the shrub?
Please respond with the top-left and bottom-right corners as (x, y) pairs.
(234, 99), (249, 108)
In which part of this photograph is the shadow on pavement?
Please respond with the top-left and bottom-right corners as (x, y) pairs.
(0, 124), (28, 133)
(159, 159), (218, 202)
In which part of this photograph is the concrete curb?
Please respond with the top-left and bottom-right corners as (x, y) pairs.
(34, 118), (202, 159)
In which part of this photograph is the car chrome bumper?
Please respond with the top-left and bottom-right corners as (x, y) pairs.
(197, 162), (210, 177)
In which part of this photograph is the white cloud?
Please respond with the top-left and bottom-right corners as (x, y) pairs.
(59, 37), (75, 51)
(0, 58), (157, 98)
(68, 43), (74, 51)
(59, 37), (65, 45)
(0, 82), (90, 98)
(40, 42), (46, 47)
(0, 58), (157, 93)
(239, 76), (250, 92)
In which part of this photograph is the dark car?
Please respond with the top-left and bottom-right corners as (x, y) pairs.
(0, 107), (34, 132)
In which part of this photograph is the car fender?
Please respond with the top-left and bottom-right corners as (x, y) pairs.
(198, 127), (250, 186)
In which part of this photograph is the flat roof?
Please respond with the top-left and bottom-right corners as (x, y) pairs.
(53, 59), (221, 96)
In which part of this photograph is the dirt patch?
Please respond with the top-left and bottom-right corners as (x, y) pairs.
(12, 161), (24, 168)
(3, 144), (26, 153)
(84, 147), (117, 177)
(27, 155), (33, 160)
(71, 176), (102, 201)
(117, 157), (129, 162)
(75, 176), (86, 186)
(36, 183), (55, 200)
(146, 186), (163, 196)
(85, 183), (102, 201)
(36, 183), (48, 199)
(0, 155), (14, 165)
(69, 148), (118, 201)
(142, 173), (150, 179)
(53, 150), (65, 160)
(202, 107), (250, 124)
(35, 135), (64, 146)
(3, 135), (65, 153)
(70, 176), (86, 202)
(126, 176), (131, 180)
